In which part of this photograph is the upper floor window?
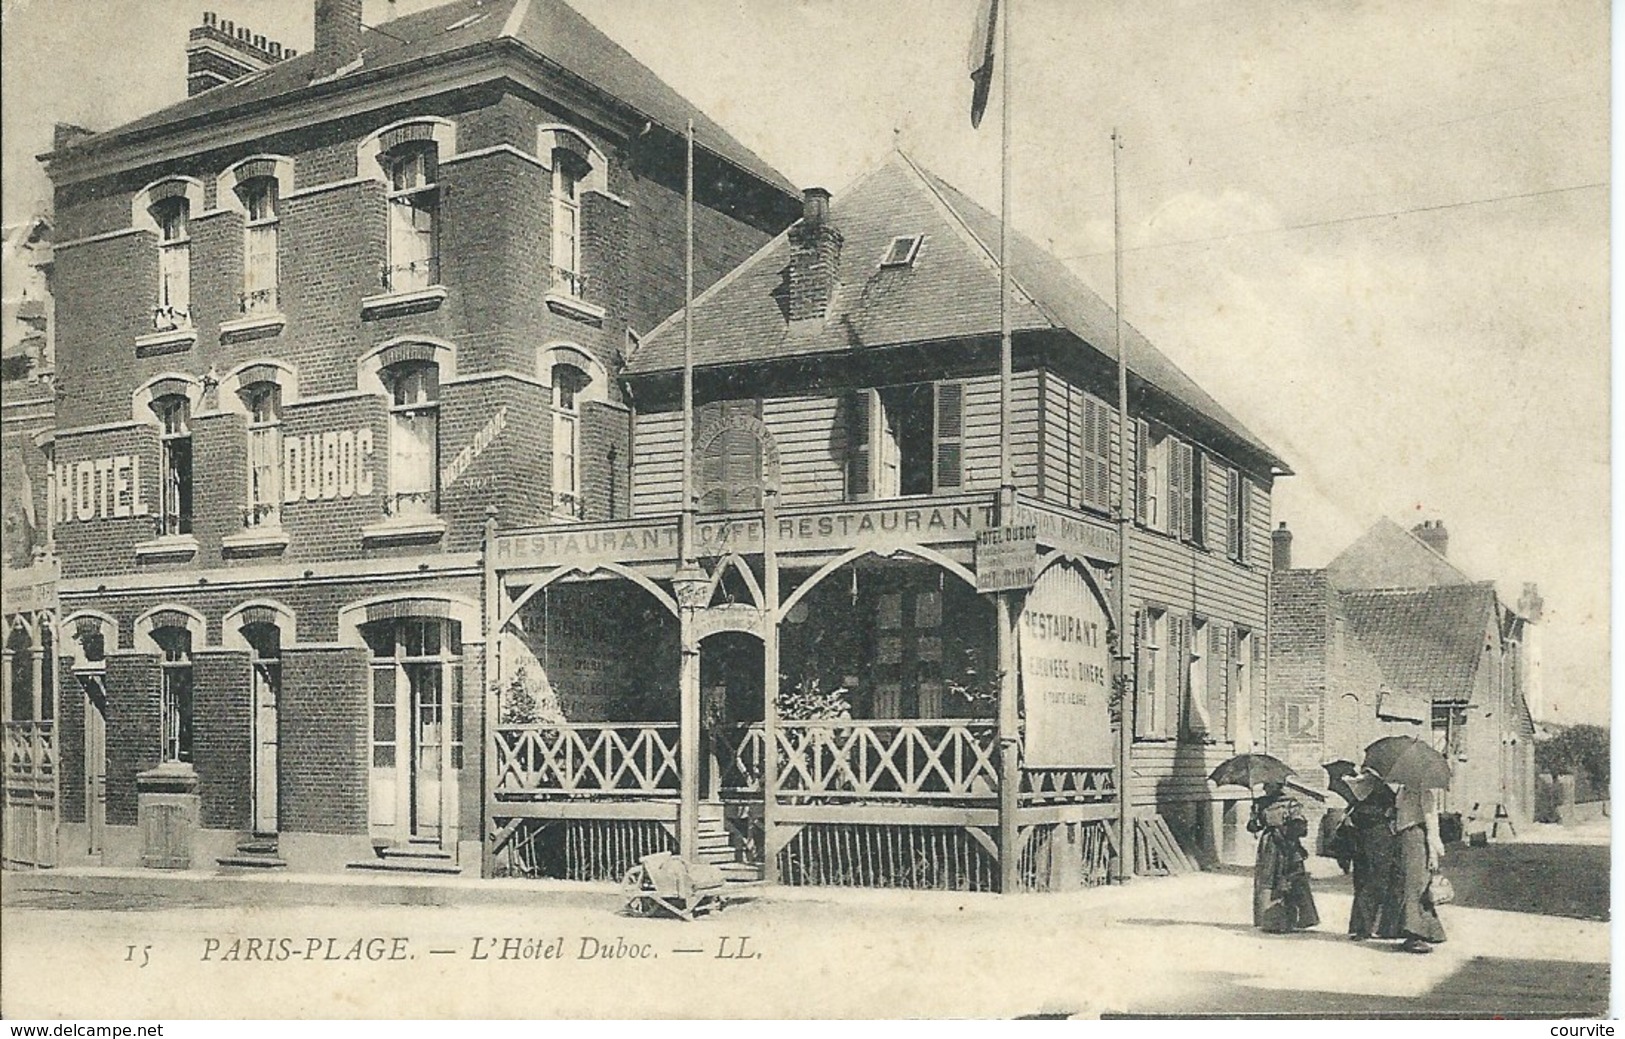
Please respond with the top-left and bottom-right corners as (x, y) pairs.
(238, 177), (280, 315)
(1227, 467), (1252, 563)
(550, 363), (589, 519)
(241, 382), (283, 529)
(1136, 420), (1203, 544)
(384, 145), (440, 293)
(1135, 608), (1169, 739)
(154, 625), (194, 764)
(846, 382), (963, 501)
(1079, 394), (1112, 514)
(1186, 617), (1213, 740)
(152, 394), (192, 536)
(550, 151), (587, 298)
(152, 198), (191, 330)
(384, 361), (438, 518)
(697, 399), (764, 513)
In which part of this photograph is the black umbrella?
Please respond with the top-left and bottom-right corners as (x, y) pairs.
(1323, 760), (1361, 804)
(1209, 753), (1295, 789)
(1361, 735), (1451, 789)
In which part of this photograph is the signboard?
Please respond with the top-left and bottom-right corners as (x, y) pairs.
(1011, 503), (1120, 563)
(975, 524), (1036, 592)
(1020, 560), (1114, 769)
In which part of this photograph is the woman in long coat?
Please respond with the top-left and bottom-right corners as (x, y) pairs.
(1385, 783), (1448, 953)
(1248, 782), (1320, 933)
(1344, 771), (1399, 940)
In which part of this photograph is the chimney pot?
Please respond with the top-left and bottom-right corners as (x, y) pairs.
(313, 0), (365, 79)
(802, 187), (831, 229)
(787, 188), (842, 322)
(203, 11), (215, 26)
(1411, 519), (1449, 558)
(1271, 521), (1293, 571)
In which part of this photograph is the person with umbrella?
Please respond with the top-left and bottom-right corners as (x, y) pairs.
(1341, 767), (1400, 942)
(1213, 754), (1320, 934)
(1362, 736), (1451, 953)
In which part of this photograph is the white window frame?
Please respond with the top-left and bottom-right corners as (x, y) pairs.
(242, 382), (283, 529)
(153, 394), (192, 536)
(385, 363), (439, 518)
(550, 153), (584, 298)
(384, 146), (440, 293)
(154, 200), (191, 330)
(155, 626), (194, 764)
(239, 178), (280, 315)
(1140, 608), (1168, 738)
(1187, 617), (1213, 738)
(550, 363), (588, 519)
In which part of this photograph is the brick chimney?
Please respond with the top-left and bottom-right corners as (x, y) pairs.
(52, 123), (95, 151)
(187, 11), (291, 96)
(313, 0), (365, 81)
(1271, 521), (1293, 571)
(1411, 519), (1449, 558)
(786, 187), (842, 322)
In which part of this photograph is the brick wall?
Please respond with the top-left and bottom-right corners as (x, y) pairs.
(57, 663), (86, 824)
(192, 648), (252, 829)
(103, 652), (160, 826)
(191, 411), (249, 561)
(582, 401), (632, 521)
(278, 644), (368, 835)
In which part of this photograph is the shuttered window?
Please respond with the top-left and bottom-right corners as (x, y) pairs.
(1135, 419), (1152, 526)
(1209, 625), (1229, 741)
(1232, 628), (1253, 743)
(1135, 608), (1171, 739)
(1191, 450), (1208, 547)
(1080, 395), (1110, 512)
(238, 177), (279, 315)
(698, 399), (763, 512)
(1185, 618), (1213, 740)
(1227, 468), (1251, 562)
(845, 391), (872, 501)
(847, 383), (960, 500)
(1165, 613), (1186, 740)
(933, 381), (964, 491)
(1172, 440), (1194, 539)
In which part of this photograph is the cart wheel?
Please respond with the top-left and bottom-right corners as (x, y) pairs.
(625, 895), (654, 917)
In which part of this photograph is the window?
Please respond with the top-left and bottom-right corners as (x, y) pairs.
(152, 198), (191, 329)
(697, 399), (764, 512)
(1185, 618), (1213, 739)
(846, 382), (963, 500)
(238, 178), (280, 315)
(385, 362), (438, 518)
(1135, 608), (1169, 738)
(1136, 420), (1204, 541)
(242, 382), (282, 528)
(1079, 395), (1111, 513)
(550, 151), (586, 297)
(154, 626), (194, 764)
(1231, 628), (1253, 744)
(152, 394), (192, 536)
(1432, 705), (1466, 760)
(365, 617), (464, 773)
(1190, 450), (1208, 546)
(879, 234), (923, 268)
(551, 363), (589, 519)
(1135, 421), (1166, 530)
(1227, 467), (1251, 562)
(384, 145), (439, 292)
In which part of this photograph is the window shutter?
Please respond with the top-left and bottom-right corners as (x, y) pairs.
(1081, 396), (1110, 512)
(1191, 450), (1207, 546)
(1236, 474), (1251, 562)
(1211, 625), (1228, 741)
(1227, 467), (1242, 559)
(696, 402), (725, 511)
(933, 381), (964, 491)
(846, 391), (872, 501)
(1168, 614), (1186, 739)
(1133, 611), (1151, 738)
(1134, 419), (1150, 524)
(1173, 440), (1192, 539)
(723, 399), (763, 511)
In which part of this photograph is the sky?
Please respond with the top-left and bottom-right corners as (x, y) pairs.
(1, 0), (1610, 725)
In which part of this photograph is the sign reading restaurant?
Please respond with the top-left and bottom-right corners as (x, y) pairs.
(494, 497), (1121, 569)
(1020, 560), (1115, 769)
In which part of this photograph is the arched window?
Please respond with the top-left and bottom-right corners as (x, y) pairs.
(241, 381), (283, 528)
(153, 625), (194, 764)
(550, 150), (588, 298)
(383, 361), (439, 518)
(382, 143), (440, 292)
(6, 625), (34, 722)
(152, 197), (191, 330)
(363, 615), (463, 838)
(237, 176), (280, 315)
(151, 394), (193, 536)
(550, 362), (589, 518)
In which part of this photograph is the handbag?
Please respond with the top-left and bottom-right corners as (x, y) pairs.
(1426, 872), (1455, 906)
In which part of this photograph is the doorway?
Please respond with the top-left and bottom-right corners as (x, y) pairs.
(699, 631), (763, 801)
(365, 617), (463, 844)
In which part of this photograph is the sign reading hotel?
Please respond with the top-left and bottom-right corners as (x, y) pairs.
(1019, 561), (1114, 769)
(975, 524), (1037, 592)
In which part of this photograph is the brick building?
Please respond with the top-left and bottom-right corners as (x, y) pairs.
(1268, 518), (1538, 833)
(39, 0), (799, 873)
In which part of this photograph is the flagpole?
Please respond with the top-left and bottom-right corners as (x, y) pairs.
(675, 117), (702, 864)
(994, 0), (1020, 897)
(1113, 128), (1134, 883)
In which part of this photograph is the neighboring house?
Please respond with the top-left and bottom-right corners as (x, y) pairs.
(481, 150), (1291, 888)
(37, 0), (799, 875)
(1269, 518), (1539, 831)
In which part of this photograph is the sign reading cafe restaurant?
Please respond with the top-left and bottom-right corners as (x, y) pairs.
(1019, 561), (1114, 769)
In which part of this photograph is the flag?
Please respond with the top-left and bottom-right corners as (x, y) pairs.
(968, 0), (1000, 128)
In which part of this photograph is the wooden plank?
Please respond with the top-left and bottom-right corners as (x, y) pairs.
(775, 803), (1001, 827)
(486, 800), (680, 821)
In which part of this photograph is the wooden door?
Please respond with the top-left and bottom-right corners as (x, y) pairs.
(408, 662), (442, 840)
(84, 681), (106, 857)
(252, 662), (279, 833)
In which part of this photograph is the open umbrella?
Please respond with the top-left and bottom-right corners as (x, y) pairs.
(1322, 760), (1361, 804)
(1361, 735), (1451, 789)
(1209, 753), (1295, 789)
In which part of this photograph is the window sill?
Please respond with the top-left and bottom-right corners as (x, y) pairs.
(361, 285), (447, 320)
(221, 527), (289, 556)
(361, 516), (447, 545)
(219, 312), (286, 342)
(134, 326), (198, 357)
(133, 534), (199, 562)
(544, 291), (605, 325)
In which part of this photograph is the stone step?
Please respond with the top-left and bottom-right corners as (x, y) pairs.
(236, 840), (279, 855)
(216, 855), (288, 869)
(378, 845), (455, 862)
(346, 858), (463, 876)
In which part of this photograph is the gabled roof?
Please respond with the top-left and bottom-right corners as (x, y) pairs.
(1326, 517), (1474, 592)
(630, 152), (1288, 472)
(46, 0), (796, 197)
(1341, 583), (1498, 706)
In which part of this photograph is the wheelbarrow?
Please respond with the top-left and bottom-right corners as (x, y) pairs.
(621, 851), (729, 921)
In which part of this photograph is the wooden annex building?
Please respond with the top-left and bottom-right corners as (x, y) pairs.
(4, 0), (1290, 891)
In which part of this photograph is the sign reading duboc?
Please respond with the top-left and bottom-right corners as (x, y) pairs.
(1020, 561), (1114, 769)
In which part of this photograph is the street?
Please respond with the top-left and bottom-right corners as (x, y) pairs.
(0, 827), (1608, 1019)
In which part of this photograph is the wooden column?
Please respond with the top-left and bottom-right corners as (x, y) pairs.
(480, 510), (500, 878)
(761, 490), (781, 883)
(673, 559), (708, 863)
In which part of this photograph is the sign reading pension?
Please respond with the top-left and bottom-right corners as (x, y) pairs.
(975, 524), (1036, 592)
(1020, 561), (1114, 769)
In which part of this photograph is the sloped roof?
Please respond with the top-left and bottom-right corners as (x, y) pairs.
(47, 0), (796, 197)
(1326, 517), (1474, 592)
(1341, 583), (1498, 705)
(630, 152), (1288, 471)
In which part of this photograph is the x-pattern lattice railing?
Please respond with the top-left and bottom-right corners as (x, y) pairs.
(775, 721), (1000, 799)
(494, 724), (678, 796)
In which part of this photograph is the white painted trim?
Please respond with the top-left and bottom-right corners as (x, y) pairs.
(441, 368), (549, 391)
(133, 535), (200, 562)
(284, 389), (380, 409)
(218, 313), (288, 339)
(215, 154), (297, 216)
(336, 591), (481, 649)
(131, 372), (204, 426)
(360, 517), (448, 545)
(438, 143), (547, 171)
(134, 327), (199, 354)
(131, 176), (206, 235)
(59, 553), (482, 596)
(52, 419), (146, 440)
(357, 336), (459, 395)
(357, 116), (458, 186)
(282, 177), (372, 202)
(359, 285), (448, 319)
(53, 227), (146, 251)
(133, 602), (208, 652)
(544, 292), (607, 324)
(60, 610), (119, 661)
(583, 187), (631, 209)
(538, 343), (610, 402)
(537, 124), (608, 194)
(219, 529), (291, 555)
(221, 599), (297, 650)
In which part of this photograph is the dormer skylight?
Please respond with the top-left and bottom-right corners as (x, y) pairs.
(879, 234), (923, 268)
